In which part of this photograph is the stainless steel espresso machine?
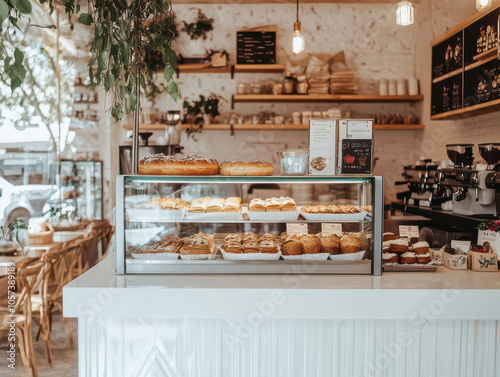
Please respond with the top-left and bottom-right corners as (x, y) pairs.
(437, 143), (500, 216)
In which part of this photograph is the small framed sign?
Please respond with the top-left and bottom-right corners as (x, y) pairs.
(399, 225), (419, 239)
(286, 223), (308, 236)
(321, 223), (342, 236)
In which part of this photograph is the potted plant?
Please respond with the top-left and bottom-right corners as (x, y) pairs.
(183, 94), (221, 136)
(0, 220), (28, 255)
(207, 49), (229, 68)
(180, 9), (214, 57)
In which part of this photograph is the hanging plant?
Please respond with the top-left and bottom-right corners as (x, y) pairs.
(181, 9), (214, 41)
(182, 93), (221, 136)
(0, 0), (180, 122)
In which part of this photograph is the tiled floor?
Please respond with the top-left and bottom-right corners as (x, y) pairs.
(0, 314), (78, 376)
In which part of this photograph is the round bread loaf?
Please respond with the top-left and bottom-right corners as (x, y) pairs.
(319, 234), (340, 254)
(340, 234), (362, 254)
(219, 160), (273, 176)
(139, 154), (219, 175)
(300, 235), (321, 254)
(282, 236), (302, 255)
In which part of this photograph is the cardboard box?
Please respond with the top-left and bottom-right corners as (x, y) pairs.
(469, 251), (498, 272)
(442, 251), (467, 270)
(308, 119), (337, 175)
(337, 119), (374, 175)
(430, 248), (443, 264)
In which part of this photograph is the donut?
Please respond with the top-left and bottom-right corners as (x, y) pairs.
(219, 160), (273, 176)
(139, 154), (219, 175)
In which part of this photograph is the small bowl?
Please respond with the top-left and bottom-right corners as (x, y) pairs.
(277, 151), (309, 175)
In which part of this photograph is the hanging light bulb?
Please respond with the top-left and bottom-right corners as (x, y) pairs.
(292, 0), (305, 54)
(396, 0), (415, 26)
(476, 0), (492, 11)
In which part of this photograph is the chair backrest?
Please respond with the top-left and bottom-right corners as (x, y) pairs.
(15, 263), (43, 319)
(64, 239), (85, 282)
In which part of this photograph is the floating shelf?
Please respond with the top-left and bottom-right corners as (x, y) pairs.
(432, 68), (463, 84)
(431, 99), (500, 120)
(464, 54), (498, 72)
(232, 64), (285, 77)
(176, 64), (231, 77)
(124, 123), (425, 131)
(473, 47), (498, 61)
(231, 94), (423, 108)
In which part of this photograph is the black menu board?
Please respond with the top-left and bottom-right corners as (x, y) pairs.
(432, 32), (463, 80)
(340, 139), (372, 174)
(464, 58), (500, 107)
(237, 31), (276, 64)
(431, 73), (463, 115)
(464, 8), (499, 66)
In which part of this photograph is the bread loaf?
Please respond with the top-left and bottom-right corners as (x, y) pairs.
(139, 154), (219, 175)
(219, 160), (273, 176)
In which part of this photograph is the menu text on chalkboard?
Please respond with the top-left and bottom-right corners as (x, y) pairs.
(341, 139), (372, 174)
(237, 31), (276, 64)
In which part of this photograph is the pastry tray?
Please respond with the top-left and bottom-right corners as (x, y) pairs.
(220, 248), (282, 261)
(246, 209), (300, 221)
(186, 211), (240, 221)
(131, 252), (180, 260)
(300, 211), (368, 221)
(282, 253), (330, 261)
(329, 250), (366, 261)
(127, 208), (186, 221)
(383, 263), (438, 272)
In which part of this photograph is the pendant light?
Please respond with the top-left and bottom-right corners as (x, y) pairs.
(292, 0), (305, 54)
(476, 0), (492, 11)
(396, 0), (415, 26)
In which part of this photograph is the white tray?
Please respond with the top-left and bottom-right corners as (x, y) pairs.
(186, 212), (240, 221)
(221, 248), (282, 261)
(127, 208), (185, 221)
(246, 210), (300, 221)
(282, 253), (330, 261)
(329, 250), (366, 261)
(131, 252), (179, 260)
(300, 211), (367, 221)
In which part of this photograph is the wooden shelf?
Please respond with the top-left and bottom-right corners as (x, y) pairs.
(465, 54), (498, 71)
(232, 64), (285, 77)
(431, 99), (500, 120)
(180, 123), (424, 131)
(176, 64), (231, 77)
(123, 123), (166, 131)
(174, 0), (393, 3)
(232, 94), (423, 108)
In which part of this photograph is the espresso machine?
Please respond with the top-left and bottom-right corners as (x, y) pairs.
(437, 143), (500, 216)
(396, 159), (451, 207)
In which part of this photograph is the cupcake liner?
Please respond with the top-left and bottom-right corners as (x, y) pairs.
(127, 208), (185, 221)
(131, 252), (180, 260)
(329, 250), (366, 261)
(300, 211), (367, 221)
(246, 210), (300, 221)
(282, 253), (330, 261)
(186, 212), (240, 221)
(221, 248), (282, 261)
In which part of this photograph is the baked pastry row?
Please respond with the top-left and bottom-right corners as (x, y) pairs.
(249, 197), (297, 212)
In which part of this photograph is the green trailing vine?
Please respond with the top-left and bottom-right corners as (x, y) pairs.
(0, 0), (180, 122)
(181, 9), (213, 41)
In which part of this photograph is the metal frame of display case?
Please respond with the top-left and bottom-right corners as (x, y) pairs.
(116, 175), (383, 275)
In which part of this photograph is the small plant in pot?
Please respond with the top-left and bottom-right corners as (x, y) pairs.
(0, 220), (28, 255)
(183, 94), (221, 136)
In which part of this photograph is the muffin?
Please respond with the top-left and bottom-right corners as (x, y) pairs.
(282, 236), (302, 255)
(300, 235), (321, 254)
(389, 239), (409, 253)
(340, 234), (362, 254)
(383, 253), (399, 264)
(383, 232), (397, 242)
(416, 252), (431, 264)
(400, 251), (416, 264)
(318, 234), (340, 254)
(412, 241), (430, 255)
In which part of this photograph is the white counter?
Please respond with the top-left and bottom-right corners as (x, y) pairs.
(63, 256), (500, 320)
(64, 257), (500, 377)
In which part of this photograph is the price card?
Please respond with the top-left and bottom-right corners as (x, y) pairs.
(321, 223), (342, 236)
(286, 223), (308, 236)
(399, 225), (419, 239)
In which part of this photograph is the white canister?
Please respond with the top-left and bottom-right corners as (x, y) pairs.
(379, 80), (388, 96)
(397, 79), (407, 96)
(302, 111), (312, 125)
(388, 80), (397, 96)
(408, 77), (419, 95)
(292, 112), (302, 125)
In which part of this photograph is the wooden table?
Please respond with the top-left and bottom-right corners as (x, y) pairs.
(27, 230), (84, 257)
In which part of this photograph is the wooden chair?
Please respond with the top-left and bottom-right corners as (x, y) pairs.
(31, 244), (67, 367)
(0, 262), (43, 377)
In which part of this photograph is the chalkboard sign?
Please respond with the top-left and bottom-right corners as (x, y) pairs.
(464, 8), (499, 66)
(237, 31), (276, 64)
(340, 139), (372, 174)
(431, 73), (463, 115)
(432, 32), (463, 80)
(464, 58), (500, 107)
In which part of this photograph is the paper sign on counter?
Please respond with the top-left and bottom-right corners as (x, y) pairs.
(399, 225), (419, 239)
(286, 223), (308, 236)
(321, 223), (342, 236)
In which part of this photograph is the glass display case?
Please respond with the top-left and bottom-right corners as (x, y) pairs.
(47, 160), (103, 221)
(116, 175), (383, 275)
